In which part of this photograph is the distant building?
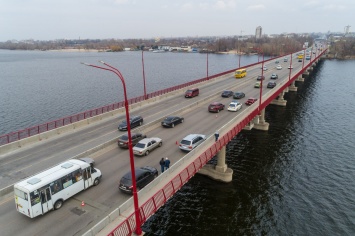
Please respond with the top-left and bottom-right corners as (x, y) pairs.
(255, 26), (262, 39)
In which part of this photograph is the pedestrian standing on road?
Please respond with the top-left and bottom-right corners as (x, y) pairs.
(159, 158), (165, 173)
(165, 157), (170, 170)
(214, 130), (219, 142)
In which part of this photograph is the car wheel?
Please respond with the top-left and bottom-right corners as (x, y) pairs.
(145, 150), (149, 156)
(54, 200), (63, 210)
(172, 123), (175, 128)
(154, 173), (158, 178)
(93, 178), (100, 186)
(159, 142), (162, 147)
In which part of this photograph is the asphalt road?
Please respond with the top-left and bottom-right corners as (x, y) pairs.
(0, 53), (312, 236)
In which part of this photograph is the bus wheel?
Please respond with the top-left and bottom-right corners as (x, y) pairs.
(94, 178), (100, 186)
(54, 200), (63, 210)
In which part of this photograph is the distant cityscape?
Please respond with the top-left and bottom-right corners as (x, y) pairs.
(0, 26), (353, 58)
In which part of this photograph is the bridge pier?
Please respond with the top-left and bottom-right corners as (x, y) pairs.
(296, 75), (304, 82)
(253, 108), (269, 131)
(243, 121), (254, 130)
(198, 146), (233, 182)
(270, 89), (287, 106)
(289, 81), (297, 91)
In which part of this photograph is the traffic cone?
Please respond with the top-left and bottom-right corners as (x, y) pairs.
(215, 114), (218, 118)
(81, 201), (85, 206)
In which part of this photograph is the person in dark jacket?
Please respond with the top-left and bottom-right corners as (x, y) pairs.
(159, 158), (165, 173)
(164, 157), (171, 170)
(214, 131), (219, 141)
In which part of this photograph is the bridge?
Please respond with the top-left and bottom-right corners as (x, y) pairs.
(0, 46), (327, 236)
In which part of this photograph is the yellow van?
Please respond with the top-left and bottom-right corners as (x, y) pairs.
(235, 69), (247, 78)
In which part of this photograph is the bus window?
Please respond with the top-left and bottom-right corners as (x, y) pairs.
(62, 174), (73, 189)
(30, 191), (40, 206)
(50, 180), (62, 195)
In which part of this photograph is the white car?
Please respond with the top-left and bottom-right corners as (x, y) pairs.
(227, 100), (242, 112)
(288, 65), (293, 69)
(133, 137), (162, 156)
(276, 65), (282, 70)
(261, 66), (268, 71)
(179, 134), (206, 152)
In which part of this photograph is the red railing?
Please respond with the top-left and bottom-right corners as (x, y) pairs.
(107, 49), (327, 236)
(0, 54), (281, 146)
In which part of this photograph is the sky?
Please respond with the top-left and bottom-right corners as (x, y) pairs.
(0, 0), (354, 42)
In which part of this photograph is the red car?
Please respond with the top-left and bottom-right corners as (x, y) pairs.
(245, 98), (258, 106)
(208, 102), (225, 112)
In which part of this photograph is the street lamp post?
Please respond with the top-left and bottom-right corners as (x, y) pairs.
(81, 61), (142, 235)
(259, 52), (264, 111)
(206, 51), (209, 79)
(142, 50), (147, 99)
(288, 52), (293, 81)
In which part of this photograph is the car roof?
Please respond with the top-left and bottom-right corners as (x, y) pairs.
(137, 138), (157, 144)
(122, 168), (149, 180)
(182, 134), (204, 141)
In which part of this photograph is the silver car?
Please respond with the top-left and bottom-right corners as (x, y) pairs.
(179, 134), (206, 152)
(133, 137), (162, 156)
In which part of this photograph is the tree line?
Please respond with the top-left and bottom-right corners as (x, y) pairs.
(0, 35), (313, 56)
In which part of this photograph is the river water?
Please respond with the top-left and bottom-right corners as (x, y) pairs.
(1, 50), (354, 235)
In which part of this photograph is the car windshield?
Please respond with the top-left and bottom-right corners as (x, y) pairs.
(229, 104), (236, 108)
(120, 177), (132, 185)
(165, 117), (173, 122)
(180, 140), (191, 145)
(119, 135), (128, 141)
(135, 143), (146, 148)
(186, 90), (193, 93)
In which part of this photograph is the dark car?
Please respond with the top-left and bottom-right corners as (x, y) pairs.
(118, 115), (143, 131)
(256, 75), (265, 81)
(208, 102), (225, 113)
(161, 116), (184, 128)
(118, 132), (147, 148)
(233, 92), (245, 99)
(245, 98), (258, 106)
(221, 90), (233, 98)
(298, 59), (303, 62)
(267, 81), (276, 88)
(270, 74), (278, 79)
(118, 166), (158, 194)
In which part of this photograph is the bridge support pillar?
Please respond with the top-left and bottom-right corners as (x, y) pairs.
(289, 81), (297, 91)
(253, 108), (269, 131)
(302, 71), (309, 76)
(243, 121), (254, 130)
(296, 75), (304, 82)
(270, 90), (287, 106)
(198, 146), (233, 182)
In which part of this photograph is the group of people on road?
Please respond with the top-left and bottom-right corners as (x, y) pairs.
(159, 157), (170, 173)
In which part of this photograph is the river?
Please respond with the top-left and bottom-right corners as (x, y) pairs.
(1, 50), (354, 235)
